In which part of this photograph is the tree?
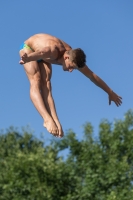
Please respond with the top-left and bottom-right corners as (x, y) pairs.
(0, 110), (133, 200)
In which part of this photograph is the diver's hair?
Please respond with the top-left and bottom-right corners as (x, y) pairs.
(66, 48), (86, 68)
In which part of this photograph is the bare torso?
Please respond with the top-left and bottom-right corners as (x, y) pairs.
(25, 33), (72, 65)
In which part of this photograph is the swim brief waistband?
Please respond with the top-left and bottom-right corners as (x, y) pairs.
(20, 43), (34, 51)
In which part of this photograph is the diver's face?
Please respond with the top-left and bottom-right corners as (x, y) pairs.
(63, 56), (77, 72)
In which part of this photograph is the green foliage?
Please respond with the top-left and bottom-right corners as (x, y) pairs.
(0, 110), (133, 199)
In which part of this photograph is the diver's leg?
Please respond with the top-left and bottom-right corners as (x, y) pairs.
(39, 61), (64, 138)
(19, 49), (59, 136)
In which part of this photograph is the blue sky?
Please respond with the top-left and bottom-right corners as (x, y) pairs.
(0, 0), (133, 141)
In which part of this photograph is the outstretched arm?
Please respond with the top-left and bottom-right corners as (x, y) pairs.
(78, 65), (122, 106)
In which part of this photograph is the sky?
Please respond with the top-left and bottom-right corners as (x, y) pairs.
(0, 0), (133, 142)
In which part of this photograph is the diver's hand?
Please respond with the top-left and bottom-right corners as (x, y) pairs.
(108, 91), (122, 106)
(19, 53), (29, 64)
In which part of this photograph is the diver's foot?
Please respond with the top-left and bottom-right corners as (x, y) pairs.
(44, 119), (59, 137)
(56, 124), (64, 138)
